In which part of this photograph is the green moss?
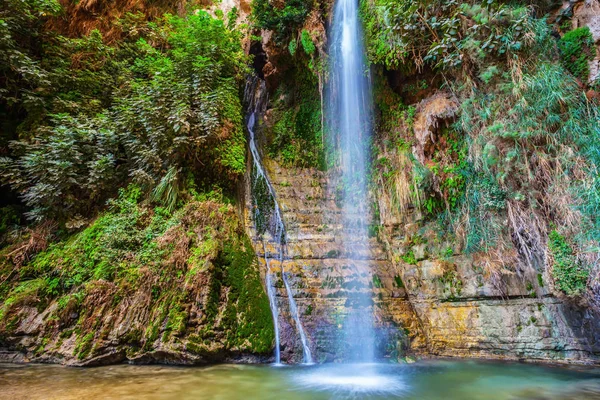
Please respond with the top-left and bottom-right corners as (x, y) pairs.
(401, 250), (417, 265)
(74, 332), (95, 360)
(548, 230), (589, 297)
(34, 337), (50, 355)
(214, 236), (274, 353)
(394, 275), (405, 288)
(326, 250), (340, 258)
(559, 27), (596, 82)
(537, 273), (544, 288)
(300, 30), (315, 55)
(372, 274), (383, 288)
(251, 171), (276, 237)
(268, 68), (324, 169)
(165, 302), (187, 339)
(526, 281), (534, 292)
(252, 0), (314, 44)
(439, 267), (463, 298)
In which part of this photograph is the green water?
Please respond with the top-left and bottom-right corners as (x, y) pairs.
(1, 360), (599, 400)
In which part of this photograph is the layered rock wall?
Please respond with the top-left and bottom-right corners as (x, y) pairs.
(244, 91), (600, 365)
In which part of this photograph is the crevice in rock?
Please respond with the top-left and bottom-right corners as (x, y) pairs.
(249, 41), (267, 80)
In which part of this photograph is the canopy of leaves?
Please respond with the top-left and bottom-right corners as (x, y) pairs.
(1, 10), (248, 222)
(252, 0), (314, 43)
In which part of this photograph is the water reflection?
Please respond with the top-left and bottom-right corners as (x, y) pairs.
(1, 360), (600, 400)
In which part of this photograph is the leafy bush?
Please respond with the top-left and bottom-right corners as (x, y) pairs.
(361, 0), (536, 71)
(559, 26), (596, 82)
(300, 29), (316, 55)
(252, 0), (314, 43)
(1, 114), (121, 220)
(0, 0), (61, 118)
(1, 12), (248, 221)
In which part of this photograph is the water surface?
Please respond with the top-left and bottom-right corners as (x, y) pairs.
(2, 360), (600, 400)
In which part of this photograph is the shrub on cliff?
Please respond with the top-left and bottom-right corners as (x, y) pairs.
(252, 0), (314, 43)
(548, 230), (589, 297)
(361, 0), (537, 71)
(1, 11), (248, 222)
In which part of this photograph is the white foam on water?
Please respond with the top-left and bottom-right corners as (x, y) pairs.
(292, 364), (408, 396)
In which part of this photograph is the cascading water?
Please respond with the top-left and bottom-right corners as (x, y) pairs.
(327, 0), (375, 362)
(245, 77), (313, 365)
(294, 1), (390, 389)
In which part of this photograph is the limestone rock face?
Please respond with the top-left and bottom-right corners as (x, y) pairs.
(382, 215), (600, 364)
(244, 159), (425, 363)
(245, 91), (600, 363)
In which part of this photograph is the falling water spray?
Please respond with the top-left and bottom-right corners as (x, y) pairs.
(327, 0), (375, 362)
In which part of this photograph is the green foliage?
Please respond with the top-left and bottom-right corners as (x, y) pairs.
(215, 238), (274, 352)
(372, 274), (383, 288)
(22, 185), (174, 293)
(458, 59), (600, 242)
(1, 11), (248, 222)
(300, 30), (316, 55)
(394, 275), (404, 288)
(401, 250), (417, 265)
(1, 192), (274, 355)
(0, 206), (21, 241)
(0, 0), (61, 114)
(411, 128), (468, 217)
(252, 0), (314, 44)
(1, 114), (121, 221)
(461, 173), (507, 253)
(548, 230), (589, 297)
(288, 39), (298, 56)
(0, 278), (48, 322)
(559, 27), (596, 82)
(361, 0), (536, 71)
(268, 69), (324, 168)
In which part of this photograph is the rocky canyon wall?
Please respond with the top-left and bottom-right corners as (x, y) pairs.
(244, 89), (600, 365)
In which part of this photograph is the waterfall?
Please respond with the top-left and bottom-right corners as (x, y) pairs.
(261, 241), (281, 364)
(327, 0), (375, 362)
(245, 77), (313, 364)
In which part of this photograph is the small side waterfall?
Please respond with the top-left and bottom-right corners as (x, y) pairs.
(261, 241), (281, 364)
(327, 0), (375, 362)
(245, 77), (313, 364)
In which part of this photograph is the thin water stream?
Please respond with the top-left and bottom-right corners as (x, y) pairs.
(245, 78), (313, 364)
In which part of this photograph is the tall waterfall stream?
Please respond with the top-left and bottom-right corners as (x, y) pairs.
(246, 0), (375, 365)
(327, 0), (375, 362)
